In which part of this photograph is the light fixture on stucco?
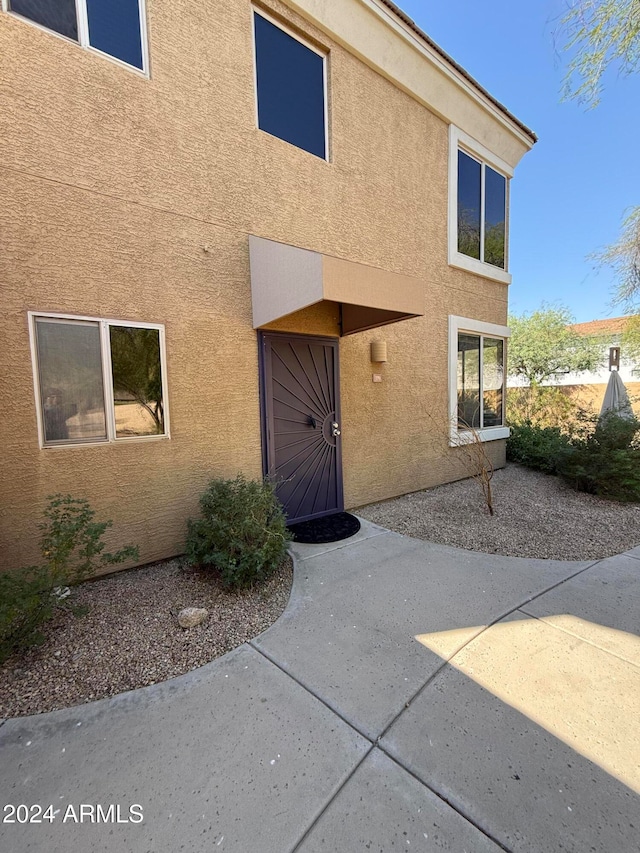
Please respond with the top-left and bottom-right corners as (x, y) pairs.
(371, 341), (388, 363)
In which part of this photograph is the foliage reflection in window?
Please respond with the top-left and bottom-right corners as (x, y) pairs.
(33, 316), (167, 446)
(457, 150), (506, 269)
(457, 333), (504, 430)
(110, 326), (164, 437)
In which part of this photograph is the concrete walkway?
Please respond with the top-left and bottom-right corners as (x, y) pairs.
(1, 520), (639, 853)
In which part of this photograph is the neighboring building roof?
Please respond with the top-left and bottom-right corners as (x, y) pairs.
(570, 316), (633, 338)
(379, 0), (537, 144)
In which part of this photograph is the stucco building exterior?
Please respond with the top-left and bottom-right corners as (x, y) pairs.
(1, 0), (535, 571)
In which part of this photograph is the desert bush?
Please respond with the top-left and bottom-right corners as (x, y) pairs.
(0, 495), (139, 663)
(559, 413), (640, 501)
(454, 419), (497, 515)
(591, 411), (640, 451)
(507, 422), (573, 474)
(0, 569), (54, 665)
(508, 413), (640, 502)
(186, 475), (290, 589)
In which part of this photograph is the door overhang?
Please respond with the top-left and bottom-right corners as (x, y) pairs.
(249, 235), (423, 335)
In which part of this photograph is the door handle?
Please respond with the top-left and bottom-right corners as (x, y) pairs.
(331, 421), (341, 437)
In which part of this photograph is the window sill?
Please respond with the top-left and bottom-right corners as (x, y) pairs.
(449, 426), (510, 446)
(41, 434), (169, 450)
(449, 252), (512, 285)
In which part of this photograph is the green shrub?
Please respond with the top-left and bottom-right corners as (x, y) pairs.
(508, 414), (640, 502)
(0, 568), (54, 664)
(560, 446), (640, 501)
(0, 495), (139, 664)
(507, 422), (573, 474)
(559, 413), (640, 502)
(186, 475), (290, 589)
(591, 411), (640, 452)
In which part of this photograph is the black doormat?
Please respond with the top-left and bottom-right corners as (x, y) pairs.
(289, 512), (361, 544)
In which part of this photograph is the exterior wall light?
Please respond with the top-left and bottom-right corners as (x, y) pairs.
(371, 341), (388, 363)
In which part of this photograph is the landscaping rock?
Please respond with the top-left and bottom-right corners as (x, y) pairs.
(177, 607), (209, 629)
(0, 557), (293, 719)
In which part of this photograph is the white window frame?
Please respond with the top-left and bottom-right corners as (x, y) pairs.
(251, 5), (330, 162)
(29, 311), (170, 449)
(448, 126), (512, 285)
(2, 0), (150, 76)
(448, 315), (510, 445)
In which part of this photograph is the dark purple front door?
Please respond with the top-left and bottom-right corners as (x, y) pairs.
(260, 332), (343, 524)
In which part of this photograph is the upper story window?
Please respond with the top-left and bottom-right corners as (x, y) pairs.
(30, 313), (169, 447)
(448, 127), (512, 285)
(457, 151), (506, 268)
(6, 0), (147, 72)
(253, 8), (328, 160)
(448, 316), (510, 444)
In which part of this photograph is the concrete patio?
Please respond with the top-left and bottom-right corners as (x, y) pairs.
(1, 519), (638, 852)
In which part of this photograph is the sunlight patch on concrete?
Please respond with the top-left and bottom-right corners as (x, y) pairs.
(528, 613), (640, 667)
(416, 615), (640, 794)
(414, 626), (486, 661)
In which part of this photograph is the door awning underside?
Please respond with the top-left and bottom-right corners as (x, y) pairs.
(249, 236), (424, 335)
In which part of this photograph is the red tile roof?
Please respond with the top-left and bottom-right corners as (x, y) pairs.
(570, 316), (632, 337)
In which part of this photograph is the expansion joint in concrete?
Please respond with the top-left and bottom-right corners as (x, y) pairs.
(512, 559), (602, 611)
(375, 743), (514, 853)
(374, 558), (603, 747)
(288, 745), (375, 853)
(248, 640), (375, 744)
(252, 552), (614, 853)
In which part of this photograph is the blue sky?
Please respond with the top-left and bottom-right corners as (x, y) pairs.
(396, 0), (640, 323)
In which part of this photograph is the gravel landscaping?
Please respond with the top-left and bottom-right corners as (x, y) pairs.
(358, 463), (640, 561)
(0, 557), (292, 719)
(3, 463), (639, 720)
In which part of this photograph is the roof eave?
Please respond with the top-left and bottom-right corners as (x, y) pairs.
(378, 0), (537, 145)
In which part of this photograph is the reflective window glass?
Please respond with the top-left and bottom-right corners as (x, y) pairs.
(482, 337), (504, 427)
(457, 333), (481, 429)
(9, 0), (78, 40)
(33, 316), (167, 446)
(86, 0), (143, 69)
(457, 149), (508, 269)
(254, 12), (326, 159)
(35, 319), (107, 444)
(457, 332), (505, 431)
(457, 151), (481, 260)
(110, 326), (164, 437)
(484, 167), (506, 269)
(8, 0), (145, 70)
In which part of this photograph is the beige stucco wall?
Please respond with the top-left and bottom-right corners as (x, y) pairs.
(288, 0), (532, 167)
(1, 0), (517, 571)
